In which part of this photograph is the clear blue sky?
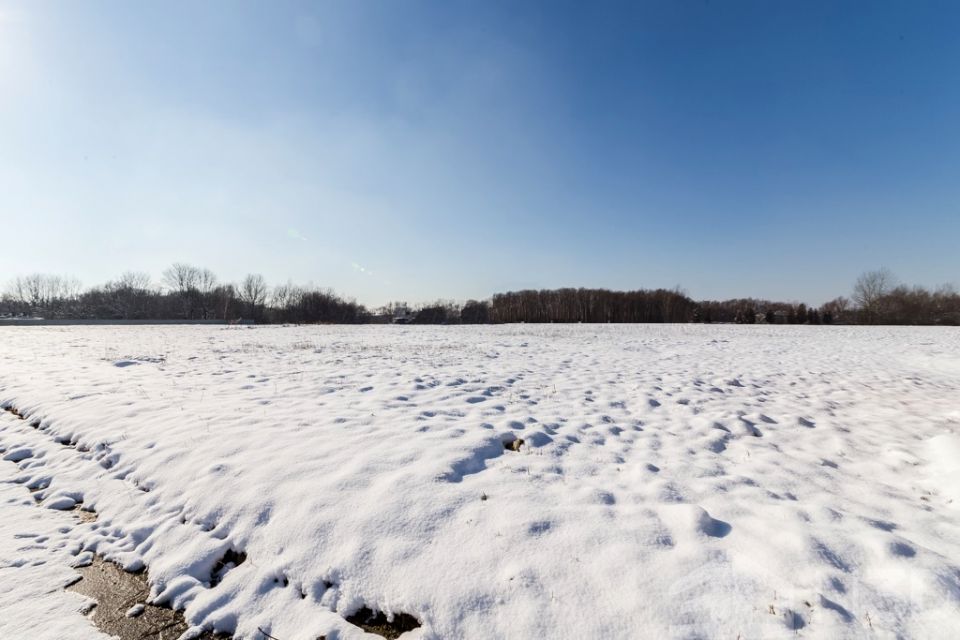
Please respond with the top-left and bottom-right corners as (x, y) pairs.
(1, 0), (958, 307)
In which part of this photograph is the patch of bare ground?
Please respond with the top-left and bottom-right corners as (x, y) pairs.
(503, 436), (524, 452)
(73, 506), (98, 523)
(67, 556), (224, 640)
(345, 607), (421, 639)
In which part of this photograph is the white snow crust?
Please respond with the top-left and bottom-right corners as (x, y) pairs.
(1, 324), (959, 639)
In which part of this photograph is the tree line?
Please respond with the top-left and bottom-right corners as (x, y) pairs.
(1, 264), (365, 324)
(1, 265), (958, 326)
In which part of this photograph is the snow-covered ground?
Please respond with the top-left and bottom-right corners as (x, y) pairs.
(1, 324), (959, 639)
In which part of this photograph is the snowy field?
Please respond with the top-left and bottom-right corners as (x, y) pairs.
(1, 324), (959, 639)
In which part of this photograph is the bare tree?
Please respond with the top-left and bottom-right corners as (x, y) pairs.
(196, 268), (218, 319)
(102, 271), (155, 319)
(6, 274), (80, 316)
(14, 274), (47, 307)
(60, 276), (82, 300)
(197, 269), (217, 294)
(238, 274), (268, 320)
(853, 268), (895, 324)
(161, 263), (200, 294)
(829, 296), (849, 315)
(117, 271), (152, 291)
(820, 296), (849, 324)
(162, 263), (202, 318)
(271, 280), (294, 310)
(212, 283), (239, 321)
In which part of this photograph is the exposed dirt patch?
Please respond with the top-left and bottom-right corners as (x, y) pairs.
(210, 548), (247, 587)
(503, 437), (524, 452)
(345, 607), (421, 639)
(73, 506), (98, 523)
(68, 556), (224, 640)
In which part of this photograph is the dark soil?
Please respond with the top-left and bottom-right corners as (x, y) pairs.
(345, 607), (421, 639)
(68, 557), (222, 640)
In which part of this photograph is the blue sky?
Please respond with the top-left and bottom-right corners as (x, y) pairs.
(1, 0), (958, 307)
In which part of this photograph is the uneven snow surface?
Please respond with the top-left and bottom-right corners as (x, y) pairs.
(1, 325), (959, 639)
